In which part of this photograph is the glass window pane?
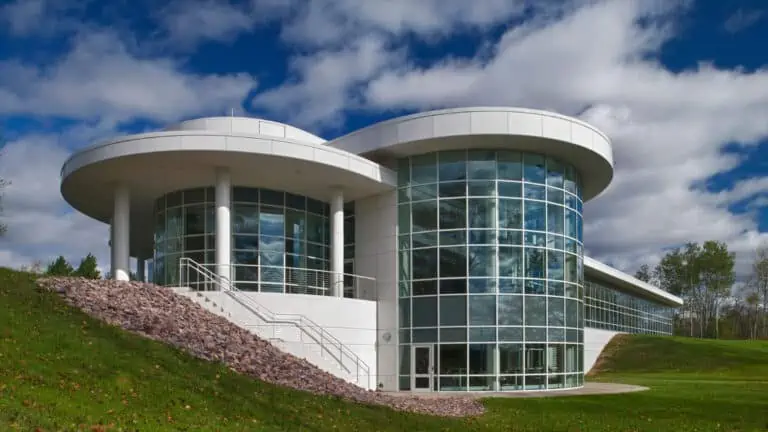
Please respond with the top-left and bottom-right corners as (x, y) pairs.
(468, 246), (494, 277)
(548, 204), (564, 235)
(523, 154), (545, 184)
(398, 158), (410, 187)
(498, 295), (522, 325)
(440, 345), (467, 375)
(547, 158), (565, 188)
(469, 344), (495, 373)
(399, 298), (410, 327)
(468, 180), (495, 197)
(468, 151), (496, 179)
(524, 184), (545, 200)
(498, 199), (522, 229)
(412, 248), (438, 279)
(469, 198), (496, 229)
(439, 247), (466, 278)
(412, 201), (438, 232)
(233, 204), (259, 234)
(498, 246), (522, 278)
(412, 297), (437, 327)
(525, 248), (545, 278)
(524, 201), (545, 231)
(525, 296), (546, 326)
(498, 151), (522, 181)
(548, 297), (565, 326)
(412, 184), (438, 201)
(439, 181), (465, 198)
(411, 153), (437, 185)
(547, 249), (564, 281)
(498, 181), (521, 198)
(398, 204), (410, 234)
(438, 150), (466, 182)
(185, 205), (205, 236)
(469, 295), (495, 325)
(499, 344), (523, 373)
(440, 295), (467, 326)
(439, 199), (466, 230)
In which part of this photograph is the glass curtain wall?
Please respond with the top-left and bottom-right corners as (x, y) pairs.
(397, 150), (585, 391)
(154, 187), (354, 295)
(584, 279), (674, 335)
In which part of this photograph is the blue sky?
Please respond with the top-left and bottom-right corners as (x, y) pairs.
(0, 0), (767, 280)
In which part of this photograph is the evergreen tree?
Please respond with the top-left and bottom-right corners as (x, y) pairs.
(45, 256), (74, 276)
(74, 253), (101, 279)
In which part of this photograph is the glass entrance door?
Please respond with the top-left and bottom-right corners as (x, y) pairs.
(411, 344), (434, 392)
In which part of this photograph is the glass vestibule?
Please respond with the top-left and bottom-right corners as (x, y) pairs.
(153, 186), (355, 295)
(397, 150), (585, 392)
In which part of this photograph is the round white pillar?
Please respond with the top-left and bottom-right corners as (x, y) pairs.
(330, 188), (344, 297)
(111, 183), (130, 281)
(215, 168), (232, 285)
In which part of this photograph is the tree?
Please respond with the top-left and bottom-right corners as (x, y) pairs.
(634, 264), (654, 283)
(745, 243), (768, 338)
(74, 253), (101, 279)
(45, 256), (74, 276)
(653, 241), (734, 338)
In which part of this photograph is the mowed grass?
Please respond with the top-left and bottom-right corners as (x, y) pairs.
(1, 268), (767, 431)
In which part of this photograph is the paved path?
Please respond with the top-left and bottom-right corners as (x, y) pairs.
(385, 382), (648, 399)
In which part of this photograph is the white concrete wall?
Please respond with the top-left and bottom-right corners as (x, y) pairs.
(355, 190), (399, 391)
(188, 290), (377, 388)
(584, 328), (621, 373)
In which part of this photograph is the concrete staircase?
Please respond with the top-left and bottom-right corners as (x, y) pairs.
(171, 286), (372, 390)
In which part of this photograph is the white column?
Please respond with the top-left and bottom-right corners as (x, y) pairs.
(136, 258), (145, 282)
(111, 183), (130, 281)
(215, 167), (232, 285)
(331, 188), (344, 297)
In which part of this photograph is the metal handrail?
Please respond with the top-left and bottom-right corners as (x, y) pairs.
(177, 257), (372, 389)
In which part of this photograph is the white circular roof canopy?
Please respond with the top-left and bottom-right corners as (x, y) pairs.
(328, 107), (614, 201)
(62, 109), (614, 258)
(61, 117), (396, 258)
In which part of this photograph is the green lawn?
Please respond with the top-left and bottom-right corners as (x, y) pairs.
(1, 268), (767, 431)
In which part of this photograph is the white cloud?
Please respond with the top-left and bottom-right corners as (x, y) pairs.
(252, 36), (401, 128)
(157, 0), (255, 48)
(723, 9), (764, 33)
(279, 0), (533, 47)
(0, 0), (84, 37)
(254, 0), (768, 279)
(0, 134), (110, 271)
(0, 31), (257, 123)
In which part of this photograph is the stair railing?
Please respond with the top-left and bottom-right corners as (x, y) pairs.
(177, 257), (372, 389)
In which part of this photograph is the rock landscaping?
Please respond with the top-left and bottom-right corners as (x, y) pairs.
(37, 277), (485, 417)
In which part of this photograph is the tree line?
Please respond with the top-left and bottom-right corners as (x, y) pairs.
(635, 241), (768, 340)
(22, 254), (138, 281)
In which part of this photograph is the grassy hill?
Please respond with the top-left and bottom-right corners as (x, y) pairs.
(1, 268), (767, 431)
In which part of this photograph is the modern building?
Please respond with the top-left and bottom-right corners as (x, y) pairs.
(61, 107), (683, 392)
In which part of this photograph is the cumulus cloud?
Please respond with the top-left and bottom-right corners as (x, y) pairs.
(723, 9), (764, 33)
(0, 133), (109, 270)
(2, 0), (768, 286)
(0, 31), (257, 123)
(252, 36), (401, 128)
(254, 0), (768, 279)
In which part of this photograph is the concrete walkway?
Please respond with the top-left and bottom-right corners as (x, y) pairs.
(385, 382), (648, 399)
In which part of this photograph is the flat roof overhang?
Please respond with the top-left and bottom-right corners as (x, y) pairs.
(584, 256), (684, 307)
(61, 131), (397, 258)
(328, 107), (614, 202)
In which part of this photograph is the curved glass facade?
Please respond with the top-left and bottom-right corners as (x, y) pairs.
(397, 150), (585, 391)
(153, 187), (354, 295)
